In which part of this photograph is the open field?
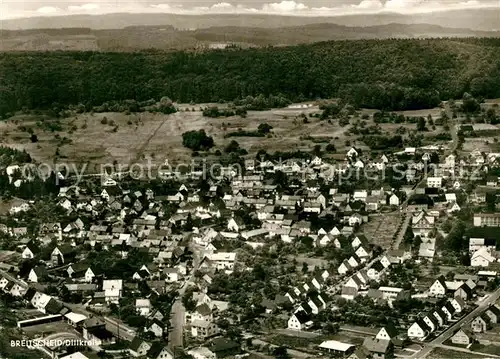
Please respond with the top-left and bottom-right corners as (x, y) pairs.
(1, 101), (498, 170)
(0, 104), (347, 168)
(363, 213), (402, 250)
(476, 325), (500, 344)
(427, 348), (486, 359)
(463, 137), (500, 153)
(22, 320), (77, 337)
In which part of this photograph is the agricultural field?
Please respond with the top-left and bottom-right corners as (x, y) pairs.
(0, 104), (348, 169)
(0, 100), (495, 173)
(363, 213), (402, 250)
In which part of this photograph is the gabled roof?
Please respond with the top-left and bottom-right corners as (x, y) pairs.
(456, 283), (473, 296)
(299, 302), (313, 314)
(443, 301), (456, 314)
(486, 304), (500, 317)
(415, 318), (430, 332)
(32, 266), (48, 278)
(129, 337), (149, 352)
(452, 296), (466, 308)
(308, 294), (324, 308)
(44, 298), (64, 314)
(25, 242), (40, 254)
(434, 308), (447, 320)
(363, 338), (391, 354)
(147, 342), (172, 358)
(293, 310), (311, 324)
(434, 275), (447, 288)
(195, 303), (212, 316)
(370, 260), (385, 272)
(383, 323), (399, 338)
(424, 312), (439, 327)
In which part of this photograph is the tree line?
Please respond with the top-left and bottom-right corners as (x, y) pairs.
(1, 38), (500, 117)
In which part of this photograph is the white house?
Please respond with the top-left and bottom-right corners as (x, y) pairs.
(28, 266), (48, 283)
(389, 194), (400, 206)
(287, 311), (312, 331)
(22, 242), (39, 259)
(427, 177), (442, 188)
(102, 279), (123, 304)
(471, 247), (496, 267)
(407, 320), (429, 339)
(135, 299), (151, 316)
(164, 268), (179, 282)
(429, 277), (447, 297)
(206, 252), (236, 271)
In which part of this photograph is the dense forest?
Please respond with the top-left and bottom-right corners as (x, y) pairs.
(1, 38), (500, 117)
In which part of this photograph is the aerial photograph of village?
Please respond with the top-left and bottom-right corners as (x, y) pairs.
(0, 1), (500, 359)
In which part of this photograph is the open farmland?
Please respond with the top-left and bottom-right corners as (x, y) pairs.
(0, 103), (352, 169)
(0, 101), (472, 171)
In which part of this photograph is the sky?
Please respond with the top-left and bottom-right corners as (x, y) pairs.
(0, 0), (499, 20)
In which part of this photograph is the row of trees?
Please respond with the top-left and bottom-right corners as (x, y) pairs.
(2, 39), (500, 116)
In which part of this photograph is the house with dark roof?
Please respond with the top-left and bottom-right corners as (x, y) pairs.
(44, 298), (64, 315)
(429, 276), (447, 297)
(442, 302), (456, 320)
(433, 308), (447, 326)
(485, 304), (500, 324)
(287, 310), (312, 331)
(129, 337), (151, 357)
(348, 347), (370, 359)
(51, 245), (75, 266)
(209, 337), (241, 358)
(28, 266), (49, 283)
(407, 319), (429, 339)
(362, 337), (393, 359)
(22, 241), (39, 259)
(450, 297), (466, 314)
(367, 260), (385, 281)
(423, 313), (440, 332)
(454, 282), (474, 301)
(307, 293), (326, 314)
(146, 342), (173, 359)
(297, 302), (313, 315)
(185, 303), (213, 324)
(471, 314), (491, 333)
(375, 323), (398, 342)
(83, 319), (115, 346)
(67, 263), (96, 283)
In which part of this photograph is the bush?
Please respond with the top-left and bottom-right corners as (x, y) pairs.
(326, 143), (336, 152)
(30, 134), (38, 143)
(182, 130), (214, 151)
(258, 123), (273, 134)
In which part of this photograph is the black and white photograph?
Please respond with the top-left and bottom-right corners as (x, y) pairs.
(0, 1), (500, 358)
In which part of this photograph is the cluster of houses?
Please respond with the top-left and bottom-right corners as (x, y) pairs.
(2, 142), (500, 359)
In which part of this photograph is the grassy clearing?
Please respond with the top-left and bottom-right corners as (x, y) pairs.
(1, 101), (498, 169)
(428, 348), (486, 359)
(363, 214), (402, 250)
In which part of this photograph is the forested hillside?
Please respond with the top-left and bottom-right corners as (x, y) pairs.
(1, 38), (500, 117)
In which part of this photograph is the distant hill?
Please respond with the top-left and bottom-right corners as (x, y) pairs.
(1, 22), (499, 52)
(2, 8), (499, 31)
